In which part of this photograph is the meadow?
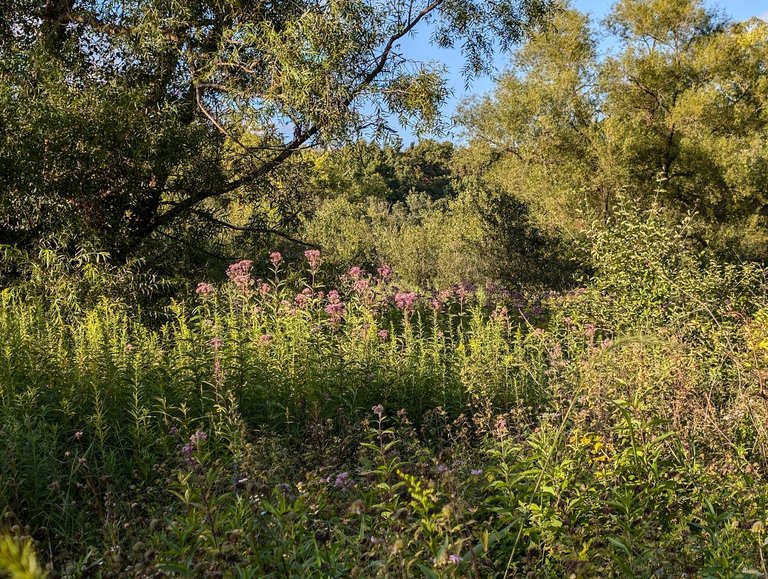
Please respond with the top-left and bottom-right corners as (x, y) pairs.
(3, 208), (768, 577)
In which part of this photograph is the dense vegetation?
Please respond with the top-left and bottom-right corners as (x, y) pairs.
(2, 0), (768, 577)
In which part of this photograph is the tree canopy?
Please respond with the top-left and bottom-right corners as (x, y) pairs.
(459, 0), (768, 256)
(0, 0), (554, 260)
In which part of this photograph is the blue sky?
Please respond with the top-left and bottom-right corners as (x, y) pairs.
(395, 0), (768, 143)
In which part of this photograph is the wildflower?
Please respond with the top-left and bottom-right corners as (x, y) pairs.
(304, 249), (321, 272)
(584, 323), (596, 339)
(74, 431), (84, 441)
(190, 430), (208, 445)
(353, 278), (370, 293)
(372, 404), (385, 418)
(333, 472), (352, 490)
(437, 464), (448, 474)
(348, 266), (362, 279)
(259, 282), (271, 295)
(196, 282), (215, 297)
(269, 252), (283, 267)
(493, 416), (508, 437)
(394, 291), (417, 311)
(470, 468), (483, 476)
(325, 302), (345, 317)
(181, 443), (195, 459)
(377, 264), (392, 280)
(259, 334), (273, 344)
(226, 260), (253, 292)
(377, 329), (389, 341)
(327, 289), (341, 303)
(455, 281), (475, 304)
(448, 554), (461, 565)
(294, 292), (309, 307)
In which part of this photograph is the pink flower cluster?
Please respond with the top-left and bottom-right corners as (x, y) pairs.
(325, 289), (345, 321)
(304, 249), (321, 274)
(196, 282), (215, 297)
(394, 291), (417, 311)
(295, 287), (314, 307)
(227, 260), (253, 292)
(269, 252), (283, 268)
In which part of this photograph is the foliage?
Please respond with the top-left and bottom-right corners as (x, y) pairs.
(2, 208), (768, 575)
(459, 0), (768, 258)
(303, 182), (574, 291)
(0, 0), (554, 260)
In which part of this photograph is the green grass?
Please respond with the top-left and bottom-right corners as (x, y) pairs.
(2, 211), (768, 577)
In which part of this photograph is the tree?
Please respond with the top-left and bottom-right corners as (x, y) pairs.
(456, 6), (600, 231)
(459, 0), (768, 257)
(0, 0), (555, 261)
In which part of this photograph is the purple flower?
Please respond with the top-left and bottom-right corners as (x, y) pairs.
(333, 471), (352, 489)
(304, 249), (321, 272)
(181, 442), (195, 458)
(209, 337), (223, 350)
(348, 266), (363, 279)
(226, 260), (253, 292)
(448, 554), (461, 565)
(394, 291), (417, 311)
(372, 404), (385, 418)
(269, 252), (283, 268)
(377, 264), (392, 280)
(196, 282), (215, 297)
(470, 468), (483, 476)
(190, 430), (208, 445)
(437, 464), (448, 474)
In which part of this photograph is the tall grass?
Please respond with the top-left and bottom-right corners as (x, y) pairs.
(1, 207), (768, 576)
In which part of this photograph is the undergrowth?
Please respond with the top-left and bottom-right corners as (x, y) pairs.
(2, 207), (768, 577)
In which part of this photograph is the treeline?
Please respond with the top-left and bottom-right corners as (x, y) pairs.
(1, 0), (767, 296)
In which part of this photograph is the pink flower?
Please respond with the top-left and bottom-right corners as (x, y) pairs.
(325, 302), (345, 317)
(295, 292), (309, 307)
(328, 289), (341, 304)
(196, 282), (215, 297)
(353, 278), (370, 293)
(394, 291), (417, 311)
(269, 252), (283, 268)
(226, 260), (253, 292)
(377, 264), (392, 280)
(348, 266), (362, 279)
(377, 329), (389, 341)
(259, 334), (273, 344)
(304, 249), (321, 273)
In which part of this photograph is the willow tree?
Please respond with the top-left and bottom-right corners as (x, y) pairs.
(459, 0), (768, 256)
(0, 0), (555, 260)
